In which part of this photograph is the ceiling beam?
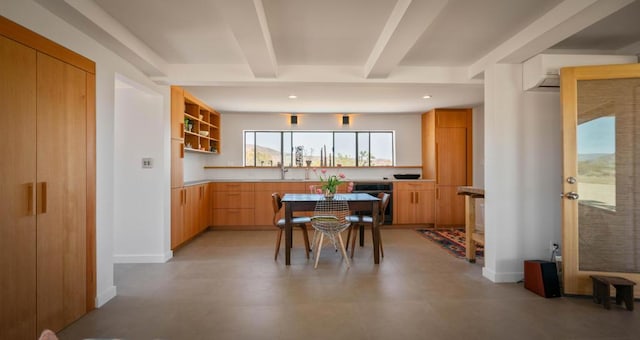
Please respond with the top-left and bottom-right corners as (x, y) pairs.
(468, 0), (635, 79)
(364, 0), (449, 79)
(618, 40), (640, 56)
(151, 64), (481, 86)
(214, 0), (278, 78)
(35, 0), (167, 76)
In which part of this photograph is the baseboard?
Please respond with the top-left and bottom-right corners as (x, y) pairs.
(113, 251), (173, 264)
(482, 267), (523, 283)
(95, 285), (116, 307)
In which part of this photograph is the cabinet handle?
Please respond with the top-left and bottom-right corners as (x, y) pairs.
(27, 183), (35, 216)
(182, 189), (186, 205)
(410, 192), (414, 204)
(180, 123), (185, 138)
(435, 143), (440, 184)
(416, 192), (419, 204)
(40, 182), (47, 214)
(180, 143), (184, 158)
(436, 188), (439, 200)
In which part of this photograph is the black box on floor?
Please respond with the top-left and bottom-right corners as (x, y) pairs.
(524, 260), (561, 298)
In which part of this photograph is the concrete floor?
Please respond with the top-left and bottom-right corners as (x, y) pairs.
(59, 229), (639, 340)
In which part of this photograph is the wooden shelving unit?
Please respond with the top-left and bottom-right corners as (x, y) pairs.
(183, 95), (220, 154)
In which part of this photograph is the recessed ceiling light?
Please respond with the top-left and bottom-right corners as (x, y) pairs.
(422, 95), (432, 99)
(288, 95), (297, 99)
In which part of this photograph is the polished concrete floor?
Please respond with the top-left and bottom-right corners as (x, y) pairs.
(60, 229), (638, 340)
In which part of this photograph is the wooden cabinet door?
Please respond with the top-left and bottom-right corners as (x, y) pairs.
(254, 191), (275, 226)
(0, 35), (37, 340)
(212, 191), (254, 209)
(436, 186), (465, 226)
(394, 190), (416, 224)
(170, 86), (185, 140)
(201, 184), (212, 231)
(187, 186), (201, 239)
(36, 52), (87, 332)
(171, 140), (184, 188)
(212, 209), (255, 226)
(436, 128), (467, 186)
(415, 190), (435, 224)
(171, 188), (185, 249)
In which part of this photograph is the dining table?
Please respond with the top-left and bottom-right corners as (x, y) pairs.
(281, 193), (381, 265)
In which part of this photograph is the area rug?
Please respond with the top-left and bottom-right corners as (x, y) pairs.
(416, 229), (484, 259)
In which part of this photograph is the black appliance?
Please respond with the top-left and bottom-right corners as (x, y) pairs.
(352, 182), (393, 224)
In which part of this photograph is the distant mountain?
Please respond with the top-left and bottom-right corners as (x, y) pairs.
(578, 153), (613, 162)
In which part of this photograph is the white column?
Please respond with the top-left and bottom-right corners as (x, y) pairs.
(483, 63), (562, 282)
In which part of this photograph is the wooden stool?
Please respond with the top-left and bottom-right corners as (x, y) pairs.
(590, 275), (636, 311)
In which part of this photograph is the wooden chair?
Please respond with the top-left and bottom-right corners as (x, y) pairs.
(345, 192), (390, 258)
(272, 193), (311, 260)
(310, 199), (351, 268)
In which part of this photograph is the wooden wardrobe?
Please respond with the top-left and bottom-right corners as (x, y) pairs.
(0, 16), (96, 339)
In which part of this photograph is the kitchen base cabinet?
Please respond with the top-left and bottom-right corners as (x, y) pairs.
(211, 183), (255, 227)
(213, 209), (255, 226)
(171, 184), (211, 250)
(171, 188), (185, 249)
(394, 182), (435, 225)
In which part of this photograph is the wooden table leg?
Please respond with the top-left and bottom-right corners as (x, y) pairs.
(285, 203), (293, 265)
(465, 195), (476, 263)
(372, 201), (380, 264)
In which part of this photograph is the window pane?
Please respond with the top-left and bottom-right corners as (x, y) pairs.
(578, 116), (616, 209)
(370, 132), (393, 166)
(334, 132), (356, 166)
(283, 132), (292, 167)
(357, 132), (370, 166)
(255, 132), (281, 167)
(244, 131), (255, 166)
(293, 132), (333, 167)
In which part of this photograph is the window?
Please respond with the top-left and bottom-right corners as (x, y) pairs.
(244, 130), (394, 167)
(577, 116), (616, 210)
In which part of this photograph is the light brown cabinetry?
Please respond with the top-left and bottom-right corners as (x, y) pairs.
(1, 17), (95, 339)
(394, 182), (435, 224)
(212, 183), (255, 226)
(171, 184), (211, 249)
(171, 86), (221, 154)
(253, 182), (308, 225)
(422, 108), (472, 227)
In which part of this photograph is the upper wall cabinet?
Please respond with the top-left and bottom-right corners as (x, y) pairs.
(170, 86), (221, 154)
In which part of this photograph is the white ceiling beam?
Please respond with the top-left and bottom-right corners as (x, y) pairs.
(618, 40), (640, 56)
(35, 0), (167, 76)
(214, 0), (278, 78)
(364, 0), (449, 79)
(468, 0), (635, 79)
(151, 64), (481, 86)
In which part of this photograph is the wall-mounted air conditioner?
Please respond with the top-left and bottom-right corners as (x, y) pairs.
(522, 54), (638, 91)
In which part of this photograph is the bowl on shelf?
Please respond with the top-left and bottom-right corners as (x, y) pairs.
(393, 174), (420, 180)
(199, 131), (209, 137)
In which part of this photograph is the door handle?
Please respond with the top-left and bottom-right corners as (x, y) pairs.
(27, 183), (35, 216)
(180, 123), (185, 138)
(565, 192), (579, 200)
(410, 192), (414, 204)
(180, 143), (184, 158)
(39, 182), (47, 214)
(416, 192), (419, 204)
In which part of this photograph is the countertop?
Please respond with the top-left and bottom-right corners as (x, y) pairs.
(183, 178), (435, 186)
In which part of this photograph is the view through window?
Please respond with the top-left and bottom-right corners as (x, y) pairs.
(244, 131), (395, 167)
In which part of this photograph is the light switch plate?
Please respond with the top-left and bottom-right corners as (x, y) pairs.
(142, 158), (153, 169)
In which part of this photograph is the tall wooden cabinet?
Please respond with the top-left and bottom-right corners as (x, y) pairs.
(170, 86), (221, 249)
(1, 17), (95, 339)
(422, 108), (472, 227)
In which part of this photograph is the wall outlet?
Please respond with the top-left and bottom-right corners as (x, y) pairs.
(550, 240), (559, 252)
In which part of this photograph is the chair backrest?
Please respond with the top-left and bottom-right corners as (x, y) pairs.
(312, 199), (350, 233)
(271, 192), (282, 227)
(378, 192), (391, 226)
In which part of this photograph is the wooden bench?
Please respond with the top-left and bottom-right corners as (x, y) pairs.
(590, 275), (636, 311)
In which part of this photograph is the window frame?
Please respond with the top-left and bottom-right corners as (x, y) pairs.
(243, 130), (395, 167)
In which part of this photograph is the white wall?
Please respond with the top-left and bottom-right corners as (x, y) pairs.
(473, 105), (485, 187)
(0, 0), (172, 307)
(483, 63), (562, 282)
(186, 112), (424, 181)
(114, 76), (170, 263)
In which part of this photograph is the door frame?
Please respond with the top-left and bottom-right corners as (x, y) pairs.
(560, 63), (640, 296)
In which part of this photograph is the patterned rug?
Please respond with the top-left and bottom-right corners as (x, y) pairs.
(416, 229), (484, 259)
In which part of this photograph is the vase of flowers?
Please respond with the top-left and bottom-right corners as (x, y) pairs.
(315, 169), (350, 199)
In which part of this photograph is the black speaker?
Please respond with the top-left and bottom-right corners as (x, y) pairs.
(524, 260), (561, 298)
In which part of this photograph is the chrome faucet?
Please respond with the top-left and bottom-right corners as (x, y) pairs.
(279, 162), (289, 180)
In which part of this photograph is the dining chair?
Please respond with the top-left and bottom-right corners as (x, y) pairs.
(310, 198), (351, 268)
(272, 192), (311, 260)
(345, 192), (390, 258)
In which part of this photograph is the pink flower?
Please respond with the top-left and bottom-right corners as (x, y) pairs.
(316, 188), (323, 194)
(338, 173), (346, 179)
(321, 169), (327, 174)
